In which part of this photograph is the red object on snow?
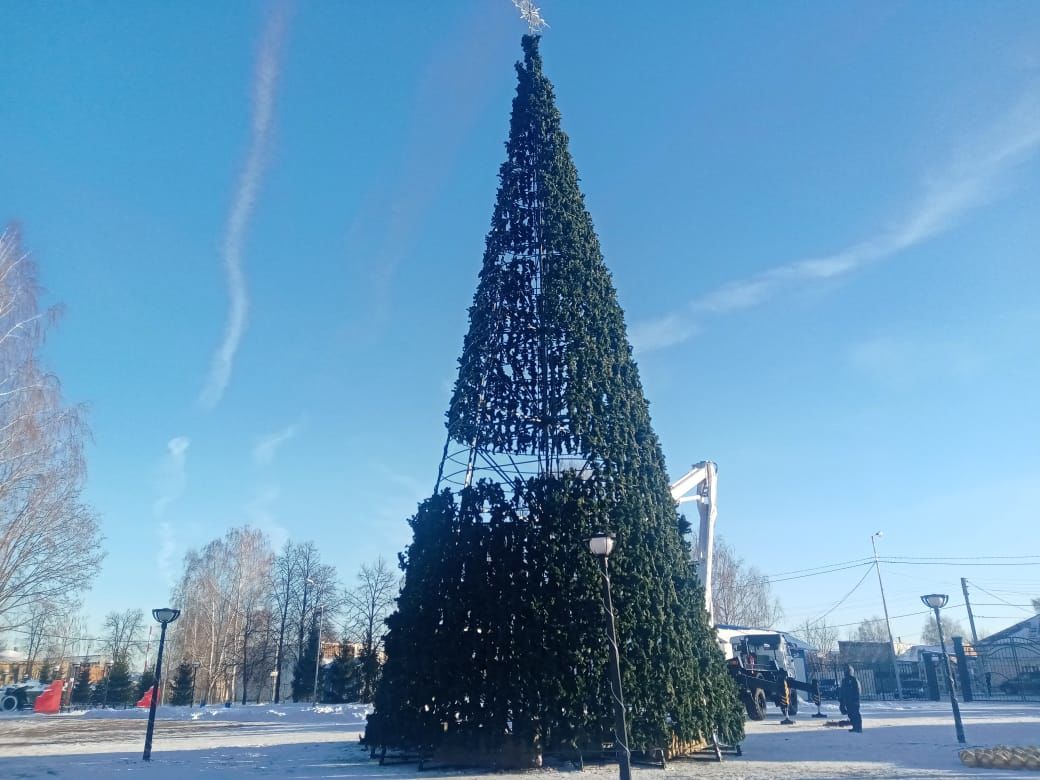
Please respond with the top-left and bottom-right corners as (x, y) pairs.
(33, 680), (64, 714)
(136, 687), (154, 709)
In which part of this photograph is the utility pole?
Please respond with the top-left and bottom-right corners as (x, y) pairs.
(142, 625), (153, 674)
(961, 578), (979, 645)
(871, 532), (903, 700)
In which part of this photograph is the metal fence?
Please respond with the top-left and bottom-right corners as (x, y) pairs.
(805, 637), (1040, 703)
(806, 656), (900, 702)
(969, 637), (1040, 702)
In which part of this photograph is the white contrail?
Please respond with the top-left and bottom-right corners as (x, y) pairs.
(153, 436), (190, 585)
(631, 87), (1040, 352)
(200, 2), (291, 409)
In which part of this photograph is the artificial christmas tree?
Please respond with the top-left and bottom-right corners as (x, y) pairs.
(366, 35), (742, 765)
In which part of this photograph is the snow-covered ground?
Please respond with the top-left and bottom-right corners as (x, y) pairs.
(0, 700), (1037, 778)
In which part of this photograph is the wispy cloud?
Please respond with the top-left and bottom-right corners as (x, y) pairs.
(200, 2), (292, 408)
(849, 334), (985, 389)
(631, 88), (1040, 352)
(153, 436), (190, 517)
(246, 484), (289, 550)
(153, 436), (190, 585)
(252, 421), (302, 466)
(341, 4), (507, 340)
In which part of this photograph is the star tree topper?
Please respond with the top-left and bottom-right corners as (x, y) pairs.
(511, 0), (549, 32)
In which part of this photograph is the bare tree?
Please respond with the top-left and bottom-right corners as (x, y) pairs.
(848, 616), (888, 643)
(291, 543), (338, 664)
(102, 609), (144, 665)
(234, 531), (273, 704)
(796, 617), (839, 652)
(921, 614), (965, 645)
(167, 527), (276, 703)
(707, 537), (783, 628)
(0, 227), (103, 631)
(20, 600), (53, 678)
(43, 606), (88, 667)
(270, 541), (300, 703)
(342, 557), (399, 701)
(17, 598), (81, 677)
(1032, 597), (1040, 614)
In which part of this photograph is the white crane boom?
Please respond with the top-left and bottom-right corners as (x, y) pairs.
(670, 461), (718, 624)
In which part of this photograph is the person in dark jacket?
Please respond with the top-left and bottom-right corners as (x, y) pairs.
(839, 664), (863, 732)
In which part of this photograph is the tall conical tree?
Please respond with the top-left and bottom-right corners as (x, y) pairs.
(367, 35), (742, 761)
(169, 661), (195, 706)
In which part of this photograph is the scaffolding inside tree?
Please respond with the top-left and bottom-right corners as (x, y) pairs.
(365, 35), (744, 765)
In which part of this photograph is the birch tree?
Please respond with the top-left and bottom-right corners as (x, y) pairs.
(342, 557), (398, 702)
(168, 526), (275, 703)
(0, 227), (102, 630)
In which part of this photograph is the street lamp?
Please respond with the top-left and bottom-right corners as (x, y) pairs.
(588, 532), (631, 780)
(312, 605), (325, 705)
(921, 594), (966, 743)
(67, 663), (80, 709)
(870, 532), (903, 700)
(190, 661), (200, 708)
(307, 577), (324, 706)
(143, 607), (181, 761)
(103, 661), (114, 708)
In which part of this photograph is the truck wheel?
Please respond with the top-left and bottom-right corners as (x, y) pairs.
(744, 688), (767, 720)
(0, 694), (18, 712)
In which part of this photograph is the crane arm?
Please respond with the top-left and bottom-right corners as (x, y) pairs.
(669, 461), (718, 624)
(670, 462), (709, 504)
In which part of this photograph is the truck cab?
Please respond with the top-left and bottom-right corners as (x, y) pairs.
(716, 626), (816, 720)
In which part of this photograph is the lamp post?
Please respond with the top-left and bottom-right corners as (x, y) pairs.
(143, 607), (181, 761)
(67, 663), (80, 709)
(588, 532), (632, 780)
(190, 661), (200, 708)
(870, 532), (903, 700)
(103, 661), (114, 708)
(307, 577), (324, 706)
(312, 604), (325, 705)
(921, 594), (966, 743)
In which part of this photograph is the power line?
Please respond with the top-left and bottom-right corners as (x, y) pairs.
(975, 587), (1040, 596)
(766, 561), (874, 584)
(975, 615), (1035, 620)
(4, 625), (154, 647)
(825, 607), (943, 631)
(879, 559), (1040, 568)
(764, 558), (874, 578)
(804, 566), (876, 627)
(966, 581), (1033, 614)
(881, 554), (1040, 561)
(972, 603), (1035, 608)
(762, 555), (1040, 583)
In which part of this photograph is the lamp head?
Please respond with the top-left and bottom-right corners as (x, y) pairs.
(152, 607), (181, 625)
(920, 593), (949, 610)
(588, 532), (616, 558)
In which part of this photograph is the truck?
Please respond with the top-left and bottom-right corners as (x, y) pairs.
(716, 627), (820, 720)
(671, 463), (820, 721)
(0, 680), (48, 713)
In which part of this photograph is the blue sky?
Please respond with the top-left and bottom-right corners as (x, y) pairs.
(3, 1), (1038, 645)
